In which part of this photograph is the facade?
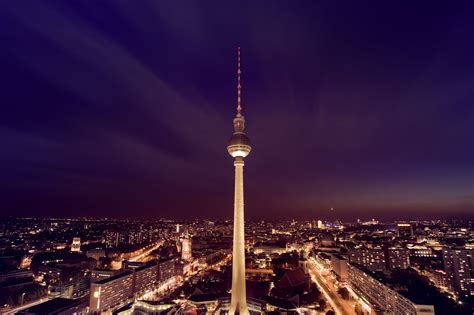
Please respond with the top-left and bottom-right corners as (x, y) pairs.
(181, 238), (192, 261)
(105, 230), (126, 248)
(89, 261), (160, 313)
(409, 246), (434, 257)
(330, 254), (348, 282)
(134, 261), (159, 295)
(348, 247), (386, 271)
(91, 268), (122, 282)
(227, 47), (252, 315)
(442, 247), (474, 297)
(348, 264), (434, 315)
(424, 269), (448, 289)
(89, 270), (134, 313)
(159, 258), (176, 282)
(386, 247), (410, 269)
(48, 277), (90, 299)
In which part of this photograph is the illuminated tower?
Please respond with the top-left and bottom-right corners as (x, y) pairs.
(227, 47), (251, 315)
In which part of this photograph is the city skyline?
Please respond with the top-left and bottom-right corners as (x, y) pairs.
(1, 1), (473, 220)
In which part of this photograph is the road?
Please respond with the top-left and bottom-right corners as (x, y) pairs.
(3, 297), (49, 314)
(129, 240), (164, 262)
(307, 258), (356, 315)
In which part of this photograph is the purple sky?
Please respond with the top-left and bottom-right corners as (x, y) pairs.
(0, 1), (473, 220)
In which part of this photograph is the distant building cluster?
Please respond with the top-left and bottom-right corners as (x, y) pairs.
(0, 217), (473, 314)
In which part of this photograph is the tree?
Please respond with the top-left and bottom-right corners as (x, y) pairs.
(317, 299), (326, 311)
(355, 303), (364, 315)
(337, 287), (350, 300)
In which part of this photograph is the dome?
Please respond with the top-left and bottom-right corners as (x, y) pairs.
(227, 133), (252, 158)
(228, 133), (251, 147)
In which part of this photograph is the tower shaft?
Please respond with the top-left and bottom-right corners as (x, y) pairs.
(229, 157), (249, 314)
(227, 47), (251, 315)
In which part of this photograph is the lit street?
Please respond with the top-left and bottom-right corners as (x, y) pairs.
(129, 241), (164, 262)
(307, 257), (356, 315)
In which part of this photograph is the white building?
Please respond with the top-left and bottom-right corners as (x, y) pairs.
(71, 237), (81, 252)
(348, 264), (434, 315)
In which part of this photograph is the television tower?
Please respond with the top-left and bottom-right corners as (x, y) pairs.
(227, 47), (251, 314)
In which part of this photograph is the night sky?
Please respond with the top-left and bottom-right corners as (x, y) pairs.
(1, 1), (473, 220)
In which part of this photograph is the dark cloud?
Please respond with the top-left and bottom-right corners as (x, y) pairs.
(0, 1), (473, 220)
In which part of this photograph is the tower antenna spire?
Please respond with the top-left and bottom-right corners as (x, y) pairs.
(237, 47), (242, 115)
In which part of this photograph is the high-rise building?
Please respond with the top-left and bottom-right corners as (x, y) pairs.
(348, 247), (386, 271)
(442, 247), (474, 298)
(105, 230), (126, 248)
(227, 47), (252, 315)
(159, 258), (177, 282)
(181, 238), (192, 262)
(89, 262), (159, 313)
(397, 223), (414, 238)
(386, 247), (410, 269)
(133, 261), (159, 296)
(348, 264), (434, 314)
(89, 270), (134, 313)
(349, 246), (410, 271)
(71, 237), (81, 252)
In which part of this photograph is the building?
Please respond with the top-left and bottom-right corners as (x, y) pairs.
(424, 269), (448, 289)
(18, 297), (88, 315)
(348, 265), (434, 315)
(331, 254), (348, 283)
(320, 232), (335, 247)
(133, 261), (159, 296)
(0, 269), (33, 283)
(408, 245), (434, 257)
(48, 278), (90, 299)
(226, 47), (252, 315)
(397, 223), (414, 238)
(386, 247), (410, 269)
(91, 268), (122, 282)
(115, 301), (179, 314)
(181, 238), (192, 261)
(317, 220), (323, 229)
(86, 249), (106, 261)
(71, 237), (81, 252)
(348, 247), (386, 271)
(442, 247), (474, 298)
(89, 261), (159, 313)
(159, 258), (176, 282)
(89, 270), (134, 313)
(105, 230), (126, 248)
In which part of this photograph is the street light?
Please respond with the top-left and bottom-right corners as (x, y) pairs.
(21, 292), (26, 305)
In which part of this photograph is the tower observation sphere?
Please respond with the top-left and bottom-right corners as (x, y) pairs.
(227, 121), (251, 158)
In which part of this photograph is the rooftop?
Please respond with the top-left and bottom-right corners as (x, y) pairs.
(94, 270), (133, 285)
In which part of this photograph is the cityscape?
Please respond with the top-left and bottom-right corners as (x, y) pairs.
(0, 218), (473, 314)
(1, 1), (474, 315)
